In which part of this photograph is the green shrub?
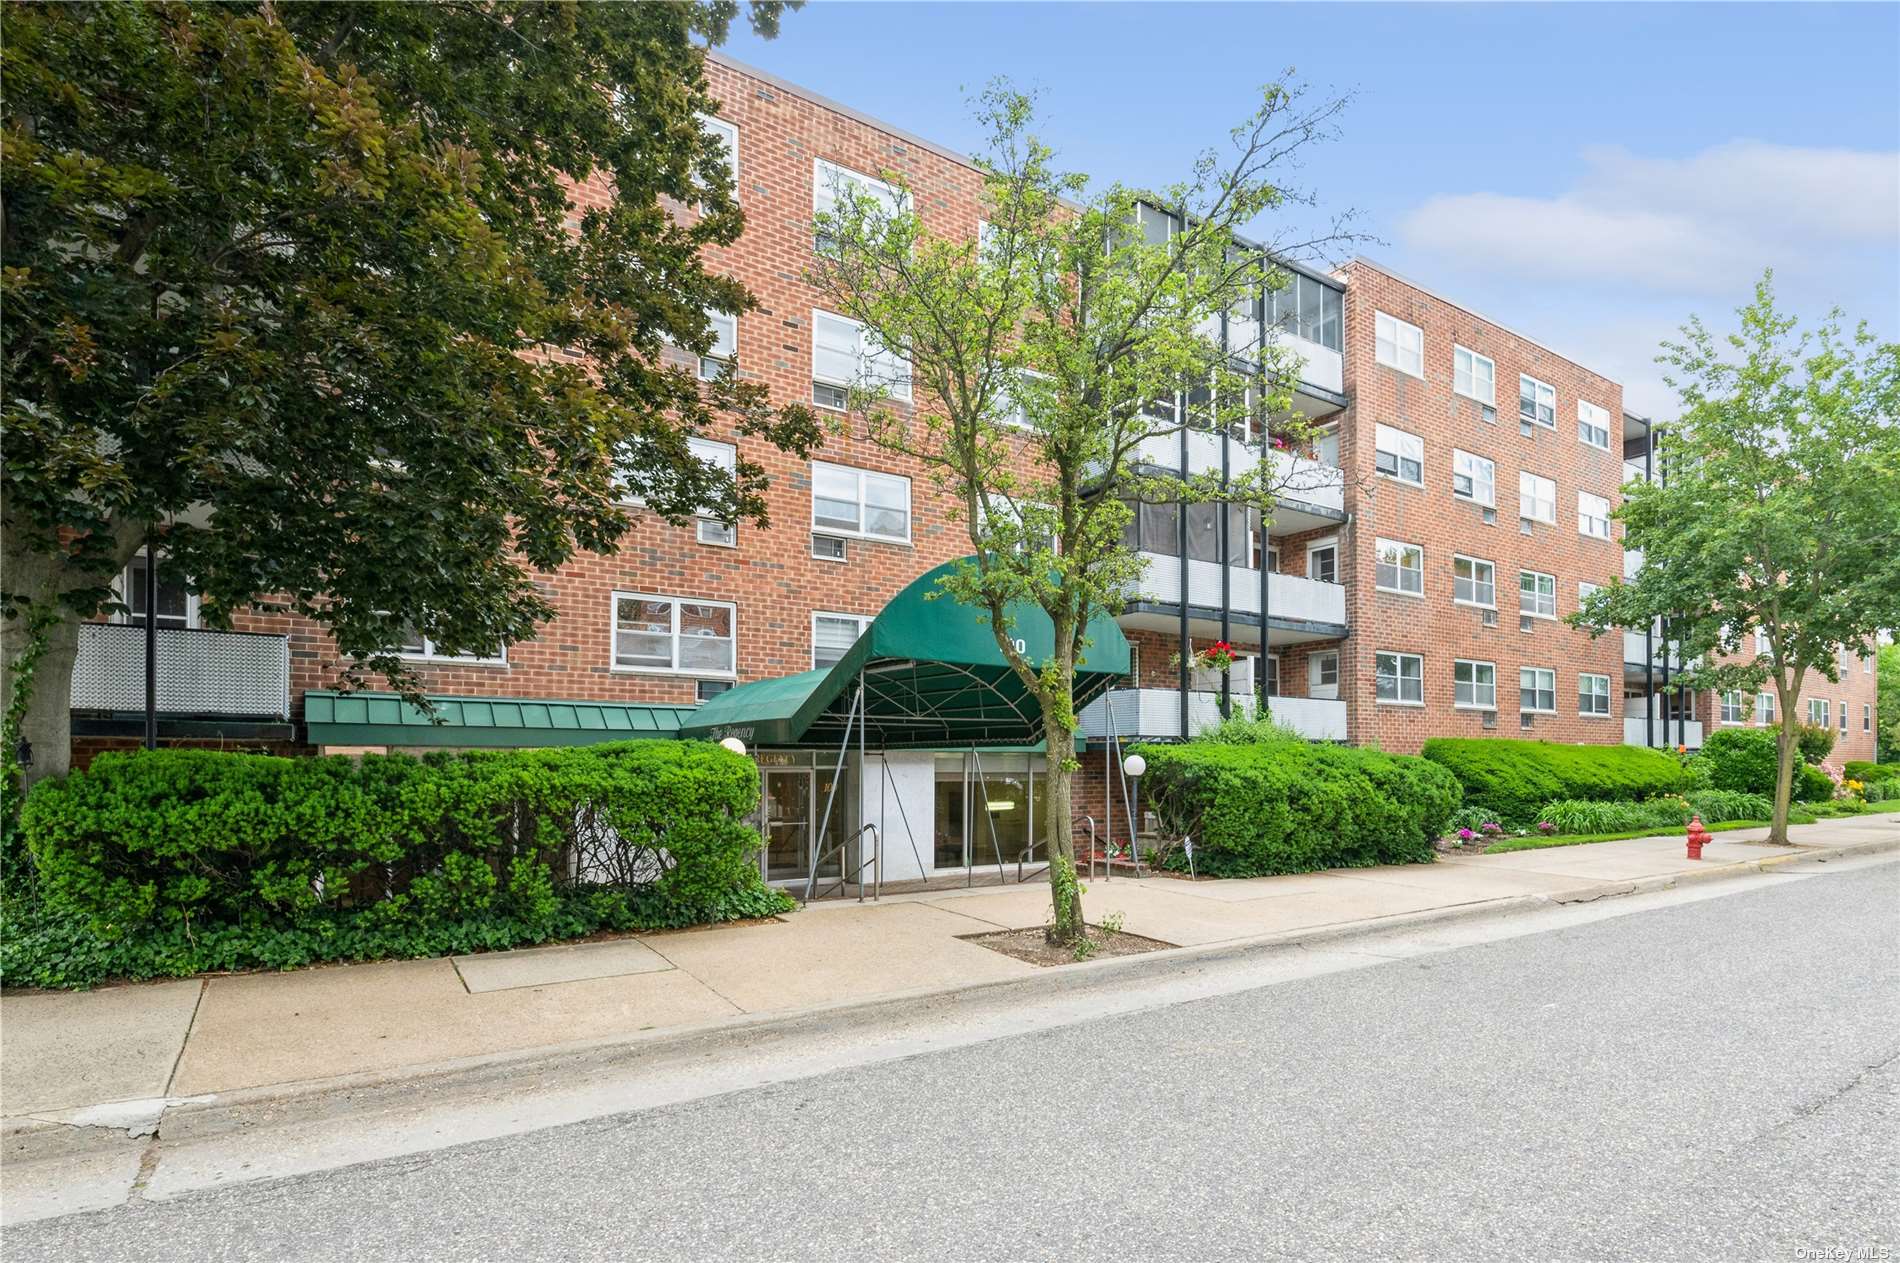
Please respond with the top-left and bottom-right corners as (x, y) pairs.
(1419, 738), (1689, 827)
(1686, 789), (1775, 823)
(1448, 805), (1503, 836)
(1795, 722), (1835, 765)
(1696, 729), (1781, 795)
(1137, 741), (1458, 877)
(7, 742), (785, 989)
(1843, 761), (1900, 782)
(1533, 798), (1685, 835)
(1793, 762), (1835, 804)
(1863, 778), (1900, 804)
(1192, 709), (1307, 746)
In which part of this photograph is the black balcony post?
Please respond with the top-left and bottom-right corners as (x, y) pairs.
(143, 529), (158, 751)
(1259, 410), (1271, 722)
(1218, 367), (1232, 720)
(1644, 627), (1656, 748)
(1658, 614), (1671, 747)
(1178, 384), (1191, 740)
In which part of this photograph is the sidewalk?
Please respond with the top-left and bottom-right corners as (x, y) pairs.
(6, 812), (1897, 1149)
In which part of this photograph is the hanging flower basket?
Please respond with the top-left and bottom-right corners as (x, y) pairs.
(1194, 640), (1238, 672)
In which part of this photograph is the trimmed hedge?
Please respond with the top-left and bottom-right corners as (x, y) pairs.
(1793, 763), (1835, 804)
(1533, 790), (1774, 836)
(1419, 738), (1688, 826)
(1697, 729), (1781, 795)
(6, 742), (787, 989)
(1844, 761), (1900, 783)
(1137, 741), (1459, 877)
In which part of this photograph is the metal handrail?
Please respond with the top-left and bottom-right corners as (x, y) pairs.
(1016, 815), (1096, 884)
(804, 823), (881, 903)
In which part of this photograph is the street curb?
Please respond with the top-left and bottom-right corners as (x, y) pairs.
(8, 835), (1896, 1166)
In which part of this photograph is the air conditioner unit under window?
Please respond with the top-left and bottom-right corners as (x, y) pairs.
(1481, 609), (1498, 628)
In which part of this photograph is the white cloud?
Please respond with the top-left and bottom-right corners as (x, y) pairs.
(1399, 141), (1900, 294)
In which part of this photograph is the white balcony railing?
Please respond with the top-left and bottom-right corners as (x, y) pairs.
(1134, 552), (1347, 627)
(1077, 688), (1347, 742)
(1622, 629), (1688, 669)
(71, 623), (291, 719)
(1131, 435), (1345, 516)
(1624, 715), (1702, 750)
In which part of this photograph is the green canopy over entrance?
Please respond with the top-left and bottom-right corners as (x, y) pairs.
(680, 559), (1130, 750)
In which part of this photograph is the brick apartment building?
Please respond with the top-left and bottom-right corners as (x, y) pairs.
(75, 53), (1879, 885)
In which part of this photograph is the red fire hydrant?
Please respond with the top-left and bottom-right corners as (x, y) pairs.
(1686, 814), (1711, 861)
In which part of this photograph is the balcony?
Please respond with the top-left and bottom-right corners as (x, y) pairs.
(1624, 714), (1702, 750)
(1077, 688), (1347, 742)
(1130, 552), (1347, 641)
(1131, 433), (1345, 529)
(71, 623), (292, 734)
(1621, 629), (1688, 671)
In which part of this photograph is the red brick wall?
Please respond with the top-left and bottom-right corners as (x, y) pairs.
(1336, 261), (1629, 754)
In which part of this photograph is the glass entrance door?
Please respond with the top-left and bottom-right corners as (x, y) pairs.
(762, 769), (813, 881)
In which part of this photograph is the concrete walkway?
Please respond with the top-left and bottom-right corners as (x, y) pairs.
(5, 812), (1895, 1146)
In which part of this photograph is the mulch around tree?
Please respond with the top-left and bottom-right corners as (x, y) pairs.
(960, 925), (1176, 967)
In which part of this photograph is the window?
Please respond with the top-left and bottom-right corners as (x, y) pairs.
(1865, 702), (1874, 732)
(1720, 690), (1746, 724)
(1375, 651), (1423, 705)
(689, 438), (738, 546)
(1578, 580), (1602, 606)
(1519, 570), (1556, 619)
(1757, 691), (1776, 725)
(1519, 471), (1556, 524)
(996, 369), (1052, 429)
(1453, 346), (1495, 405)
(1580, 673), (1611, 716)
(612, 593), (736, 676)
(1808, 698), (1829, 728)
(1453, 555), (1496, 608)
(1306, 541), (1339, 585)
(698, 310), (737, 381)
(1840, 700), (1849, 735)
(812, 309), (910, 405)
(395, 627), (506, 665)
(120, 552), (195, 629)
(812, 612), (873, 669)
(811, 461), (911, 543)
(1452, 449), (1495, 507)
(1519, 374), (1556, 428)
(1265, 272), (1344, 352)
(1520, 667), (1557, 714)
(813, 159), (906, 252)
(698, 115), (739, 201)
(1375, 423), (1424, 485)
(1756, 628), (1771, 655)
(696, 679), (732, 703)
(1578, 399), (1612, 450)
(1262, 653), (1280, 697)
(1578, 490), (1611, 540)
(1374, 312), (1423, 377)
(1375, 539), (1424, 595)
(1454, 660), (1496, 710)
(1309, 651), (1339, 699)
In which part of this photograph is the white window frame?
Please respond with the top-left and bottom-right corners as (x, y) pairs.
(1808, 698), (1829, 728)
(812, 309), (912, 405)
(1308, 651), (1340, 700)
(1719, 690), (1747, 725)
(697, 114), (739, 203)
(1374, 311), (1424, 378)
(1452, 449), (1495, 507)
(813, 158), (907, 237)
(1375, 650), (1424, 706)
(1579, 672), (1612, 717)
(1578, 399), (1612, 451)
(1755, 628), (1771, 655)
(1519, 471), (1557, 525)
(1519, 374), (1556, 428)
(1453, 555), (1496, 609)
(811, 611), (873, 670)
(395, 629), (507, 666)
(1756, 691), (1776, 725)
(811, 460), (912, 544)
(698, 309), (737, 381)
(1374, 423), (1424, 487)
(997, 368), (1053, 430)
(611, 592), (737, 678)
(690, 437), (738, 547)
(1453, 659), (1497, 711)
(1374, 538), (1424, 597)
(1519, 666), (1557, 714)
(1839, 699), (1848, 735)
(1578, 580), (1602, 606)
(1578, 490), (1612, 540)
(1305, 539), (1340, 585)
(117, 549), (200, 630)
(1453, 345), (1496, 406)
(1865, 702), (1873, 732)
(1519, 569), (1557, 620)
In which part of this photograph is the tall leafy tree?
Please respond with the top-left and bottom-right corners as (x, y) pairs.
(1574, 275), (1900, 842)
(1, 1), (818, 788)
(1878, 641), (1899, 764)
(811, 82), (1356, 944)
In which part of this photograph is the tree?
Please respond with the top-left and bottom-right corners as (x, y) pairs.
(1, 1), (819, 790)
(1878, 641), (1899, 764)
(810, 81), (1357, 944)
(1573, 274), (1900, 843)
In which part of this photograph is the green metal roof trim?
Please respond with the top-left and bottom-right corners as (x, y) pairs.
(304, 692), (696, 748)
(680, 558), (1129, 749)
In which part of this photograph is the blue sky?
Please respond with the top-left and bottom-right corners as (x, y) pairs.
(721, 2), (1900, 417)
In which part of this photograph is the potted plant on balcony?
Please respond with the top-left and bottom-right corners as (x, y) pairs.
(1192, 641), (1238, 673)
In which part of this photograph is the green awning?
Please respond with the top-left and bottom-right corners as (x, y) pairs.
(679, 558), (1129, 749)
(304, 691), (695, 748)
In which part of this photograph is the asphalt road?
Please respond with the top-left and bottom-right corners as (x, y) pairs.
(9, 861), (1897, 1262)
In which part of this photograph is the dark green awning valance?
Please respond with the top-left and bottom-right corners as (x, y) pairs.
(679, 558), (1128, 749)
(305, 691), (695, 748)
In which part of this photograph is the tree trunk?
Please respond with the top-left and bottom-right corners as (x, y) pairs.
(2, 606), (81, 790)
(1041, 713), (1085, 945)
(1770, 700), (1801, 845)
